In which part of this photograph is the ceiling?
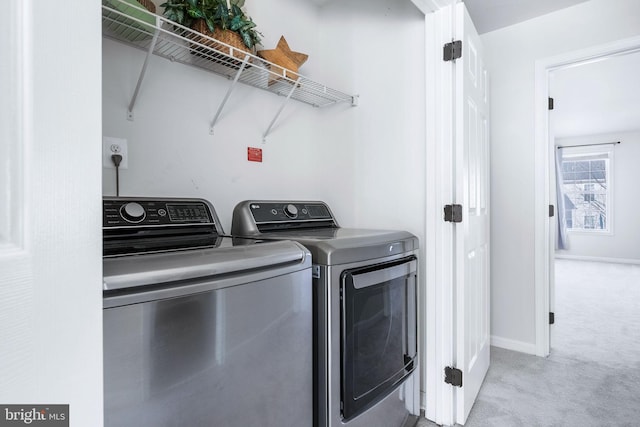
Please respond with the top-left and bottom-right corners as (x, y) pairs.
(463, 0), (590, 34)
(552, 50), (640, 138)
(310, 0), (591, 35)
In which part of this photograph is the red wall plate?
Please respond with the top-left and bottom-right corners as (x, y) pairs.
(247, 147), (262, 162)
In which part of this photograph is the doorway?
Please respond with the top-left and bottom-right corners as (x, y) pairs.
(550, 49), (640, 357)
(534, 35), (640, 356)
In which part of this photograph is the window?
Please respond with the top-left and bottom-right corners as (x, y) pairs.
(560, 147), (612, 232)
(583, 215), (597, 229)
(583, 183), (595, 202)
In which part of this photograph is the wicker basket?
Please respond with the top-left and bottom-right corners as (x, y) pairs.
(137, 0), (156, 13)
(190, 20), (254, 62)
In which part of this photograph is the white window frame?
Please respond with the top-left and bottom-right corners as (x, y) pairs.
(561, 145), (614, 235)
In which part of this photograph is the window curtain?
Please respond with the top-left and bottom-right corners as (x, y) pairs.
(555, 147), (569, 250)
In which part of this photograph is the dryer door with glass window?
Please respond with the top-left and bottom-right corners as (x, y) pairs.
(340, 257), (417, 421)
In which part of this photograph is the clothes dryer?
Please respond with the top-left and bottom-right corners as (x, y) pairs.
(231, 200), (420, 427)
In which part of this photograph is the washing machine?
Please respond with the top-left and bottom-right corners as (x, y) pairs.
(231, 200), (420, 427)
(102, 197), (313, 427)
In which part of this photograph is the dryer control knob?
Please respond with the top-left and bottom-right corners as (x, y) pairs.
(284, 204), (298, 219)
(121, 202), (146, 223)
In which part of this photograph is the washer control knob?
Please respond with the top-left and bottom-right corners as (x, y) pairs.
(121, 202), (146, 223)
(283, 204), (298, 219)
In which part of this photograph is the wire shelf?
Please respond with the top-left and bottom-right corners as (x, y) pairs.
(102, 0), (356, 108)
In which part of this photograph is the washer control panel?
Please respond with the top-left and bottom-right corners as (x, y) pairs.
(103, 198), (215, 228)
(249, 202), (333, 223)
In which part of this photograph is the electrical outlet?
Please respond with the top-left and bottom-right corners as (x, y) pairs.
(103, 136), (128, 169)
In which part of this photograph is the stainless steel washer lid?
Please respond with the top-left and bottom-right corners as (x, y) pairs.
(103, 238), (311, 291)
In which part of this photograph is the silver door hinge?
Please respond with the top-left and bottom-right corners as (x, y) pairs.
(444, 40), (462, 61)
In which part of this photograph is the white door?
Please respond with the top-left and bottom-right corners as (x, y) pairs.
(453, 2), (490, 424)
(422, 2), (490, 424)
(0, 1), (103, 424)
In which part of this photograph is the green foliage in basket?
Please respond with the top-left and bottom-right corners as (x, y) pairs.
(160, 0), (262, 49)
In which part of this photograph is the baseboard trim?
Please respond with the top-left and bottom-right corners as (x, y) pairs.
(555, 254), (640, 265)
(490, 335), (537, 355)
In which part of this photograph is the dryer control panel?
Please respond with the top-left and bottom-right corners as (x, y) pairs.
(232, 200), (338, 235)
(250, 202), (332, 222)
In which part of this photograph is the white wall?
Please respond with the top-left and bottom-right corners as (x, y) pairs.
(556, 131), (640, 262)
(318, 0), (426, 232)
(550, 50), (640, 138)
(482, 0), (640, 352)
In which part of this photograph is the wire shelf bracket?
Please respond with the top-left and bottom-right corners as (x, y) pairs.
(127, 20), (160, 121)
(263, 77), (301, 143)
(210, 54), (251, 135)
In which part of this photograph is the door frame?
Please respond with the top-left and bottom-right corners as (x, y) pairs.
(420, 0), (460, 425)
(533, 35), (640, 357)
